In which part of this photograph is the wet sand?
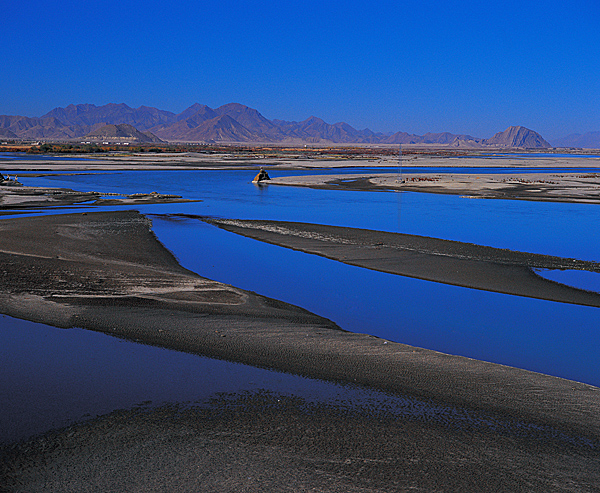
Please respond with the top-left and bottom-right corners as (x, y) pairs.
(0, 184), (197, 210)
(205, 217), (600, 307)
(5, 152), (600, 204)
(3, 395), (600, 492)
(1, 210), (600, 490)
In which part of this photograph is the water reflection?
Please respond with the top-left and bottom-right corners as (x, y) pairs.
(3, 166), (600, 447)
(0, 315), (376, 444)
(17, 169), (600, 260)
(158, 217), (599, 385)
(3, 315), (594, 449)
(535, 269), (600, 293)
(3, 170), (600, 386)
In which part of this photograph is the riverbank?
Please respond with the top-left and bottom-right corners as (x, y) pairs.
(1, 209), (600, 490)
(268, 171), (600, 204)
(0, 184), (197, 211)
(204, 217), (600, 307)
(6, 150), (600, 205)
(1, 150), (600, 172)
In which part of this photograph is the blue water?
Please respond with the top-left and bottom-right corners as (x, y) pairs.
(536, 269), (600, 293)
(2, 165), (600, 443)
(150, 217), (600, 384)
(21, 168), (600, 259)
(1, 315), (438, 444)
(14, 168), (600, 375)
(3, 315), (583, 447)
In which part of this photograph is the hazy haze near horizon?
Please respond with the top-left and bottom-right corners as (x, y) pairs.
(3, 0), (599, 140)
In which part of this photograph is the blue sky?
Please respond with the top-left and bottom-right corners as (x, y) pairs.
(3, 0), (599, 139)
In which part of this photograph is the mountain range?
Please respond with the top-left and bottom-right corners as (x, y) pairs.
(0, 102), (573, 148)
(551, 132), (600, 149)
(85, 123), (163, 143)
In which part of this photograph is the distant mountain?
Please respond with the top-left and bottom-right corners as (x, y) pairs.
(0, 115), (87, 140)
(271, 116), (385, 143)
(214, 103), (284, 140)
(380, 131), (480, 145)
(40, 103), (102, 127)
(174, 103), (216, 122)
(484, 126), (550, 148)
(0, 102), (554, 148)
(0, 127), (18, 139)
(177, 114), (264, 143)
(423, 132), (479, 145)
(150, 106), (219, 141)
(149, 105), (238, 141)
(552, 132), (600, 149)
(85, 124), (164, 143)
(42, 103), (177, 131)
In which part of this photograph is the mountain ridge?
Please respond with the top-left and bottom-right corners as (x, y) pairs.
(0, 102), (559, 148)
(484, 125), (551, 148)
(85, 123), (164, 143)
(551, 132), (600, 149)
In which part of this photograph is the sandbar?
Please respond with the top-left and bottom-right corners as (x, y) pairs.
(269, 171), (600, 204)
(2, 150), (600, 173)
(1, 210), (600, 490)
(205, 217), (600, 307)
(0, 184), (197, 211)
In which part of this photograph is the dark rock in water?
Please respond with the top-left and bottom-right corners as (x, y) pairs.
(252, 168), (270, 183)
(0, 175), (22, 186)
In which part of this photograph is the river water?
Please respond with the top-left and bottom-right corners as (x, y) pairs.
(2, 163), (600, 444)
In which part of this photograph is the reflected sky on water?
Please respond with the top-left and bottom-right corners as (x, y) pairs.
(17, 168), (600, 381)
(1, 315), (427, 445)
(21, 167), (600, 260)
(2, 166), (600, 443)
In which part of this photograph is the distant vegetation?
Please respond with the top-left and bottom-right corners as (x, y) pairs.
(3, 142), (579, 160)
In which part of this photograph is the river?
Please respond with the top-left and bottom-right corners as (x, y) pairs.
(2, 163), (600, 444)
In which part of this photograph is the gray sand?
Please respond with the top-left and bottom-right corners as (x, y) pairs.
(1, 210), (600, 491)
(269, 171), (600, 204)
(3, 394), (600, 492)
(0, 184), (196, 209)
(205, 217), (600, 307)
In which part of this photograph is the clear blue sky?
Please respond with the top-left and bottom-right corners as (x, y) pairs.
(3, 0), (599, 140)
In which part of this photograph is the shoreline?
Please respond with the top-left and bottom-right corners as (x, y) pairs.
(2, 209), (600, 488)
(2, 150), (600, 173)
(204, 217), (600, 308)
(0, 211), (598, 423)
(268, 171), (600, 204)
(5, 152), (600, 204)
(0, 184), (199, 209)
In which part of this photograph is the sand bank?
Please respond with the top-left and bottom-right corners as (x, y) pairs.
(205, 218), (600, 308)
(2, 211), (600, 490)
(0, 184), (197, 210)
(4, 394), (600, 492)
(2, 151), (600, 173)
(269, 171), (600, 203)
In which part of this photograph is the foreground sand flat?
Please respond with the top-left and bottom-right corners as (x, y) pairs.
(1, 210), (600, 490)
